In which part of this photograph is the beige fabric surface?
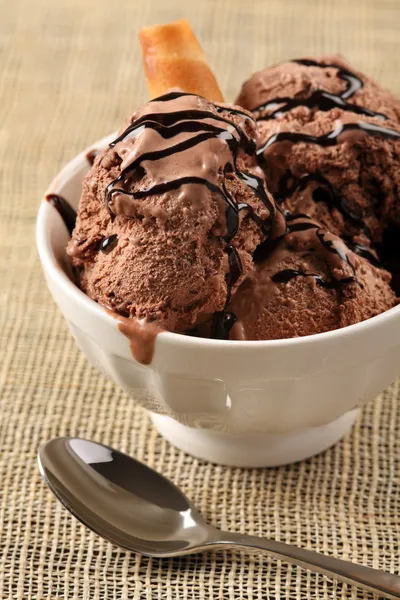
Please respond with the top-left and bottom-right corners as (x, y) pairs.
(1, 0), (400, 597)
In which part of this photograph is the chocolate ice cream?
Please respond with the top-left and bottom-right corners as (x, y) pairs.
(236, 56), (400, 247)
(228, 214), (396, 340)
(60, 53), (397, 358)
(67, 92), (286, 341)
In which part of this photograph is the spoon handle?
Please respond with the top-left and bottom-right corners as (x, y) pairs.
(218, 531), (400, 598)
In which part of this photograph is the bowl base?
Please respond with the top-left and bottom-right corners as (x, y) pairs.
(150, 410), (359, 467)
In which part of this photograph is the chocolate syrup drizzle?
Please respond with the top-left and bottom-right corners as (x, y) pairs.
(276, 172), (376, 247)
(254, 91), (385, 121)
(269, 214), (357, 289)
(45, 193), (77, 235)
(295, 59), (361, 99)
(257, 120), (400, 156)
(272, 269), (336, 288)
(252, 59), (386, 121)
(105, 91), (283, 339)
(343, 238), (381, 268)
(100, 234), (118, 254)
(276, 172), (365, 226)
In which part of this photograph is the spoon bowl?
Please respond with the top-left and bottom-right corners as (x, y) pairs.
(38, 438), (214, 556)
(38, 438), (400, 599)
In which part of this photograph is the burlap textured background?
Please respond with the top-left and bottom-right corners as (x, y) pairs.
(0, 0), (399, 597)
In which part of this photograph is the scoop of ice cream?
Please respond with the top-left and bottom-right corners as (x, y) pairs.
(236, 56), (400, 250)
(257, 110), (400, 244)
(228, 214), (396, 340)
(67, 92), (285, 336)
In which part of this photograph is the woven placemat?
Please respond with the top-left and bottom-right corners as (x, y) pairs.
(1, 0), (400, 597)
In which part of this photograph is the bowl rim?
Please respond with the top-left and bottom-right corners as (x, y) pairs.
(36, 132), (400, 352)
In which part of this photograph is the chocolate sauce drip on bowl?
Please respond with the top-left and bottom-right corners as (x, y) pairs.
(107, 310), (163, 365)
(46, 194), (77, 235)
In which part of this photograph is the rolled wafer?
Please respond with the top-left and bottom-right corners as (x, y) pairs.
(139, 19), (224, 102)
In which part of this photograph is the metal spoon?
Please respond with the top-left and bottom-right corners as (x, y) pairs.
(38, 437), (400, 598)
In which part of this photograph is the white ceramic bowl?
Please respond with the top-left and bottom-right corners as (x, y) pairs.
(36, 134), (400, 467)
